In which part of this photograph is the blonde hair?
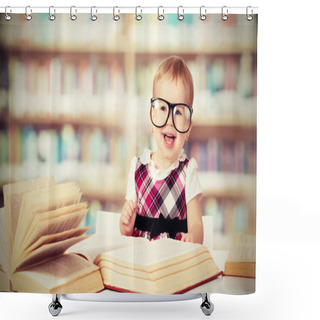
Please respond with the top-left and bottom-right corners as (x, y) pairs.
(153, 56), (194, 107)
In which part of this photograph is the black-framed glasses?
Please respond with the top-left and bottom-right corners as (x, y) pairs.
(150, 98), (193, 134)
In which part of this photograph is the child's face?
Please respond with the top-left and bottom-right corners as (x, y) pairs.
(152, 77), (192, 165)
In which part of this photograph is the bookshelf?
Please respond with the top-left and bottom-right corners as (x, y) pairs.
(0, 13), (257, 247)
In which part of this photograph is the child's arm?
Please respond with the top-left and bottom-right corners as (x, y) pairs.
(181, 194), (203, 244)
(119, 200), (137, 236)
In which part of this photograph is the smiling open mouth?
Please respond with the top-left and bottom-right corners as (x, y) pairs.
(163, 133), (176, 146)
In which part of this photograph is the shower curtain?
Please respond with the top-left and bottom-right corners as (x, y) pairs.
(0, 7), (257, 296)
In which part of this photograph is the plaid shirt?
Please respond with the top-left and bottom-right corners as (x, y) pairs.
(133, 157), (189, 240)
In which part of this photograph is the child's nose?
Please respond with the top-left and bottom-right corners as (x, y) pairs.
(167, 110), (174, 126)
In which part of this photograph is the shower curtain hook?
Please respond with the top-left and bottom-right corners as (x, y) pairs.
(221, 6), (228, 21)
(246, 6), (253, 21)
(113, 6), (120, 21)
(70, 6), (77, 21)
(4, 6), (12, 21)
(91, 6), (97, 21)
(135, 6), (142, 21)
(49, 6), (56, 21)
(157, 6), (165, 21)
(177, 6), (184, 21)
(25, 6), (32, 21)
(200, 6), (207, 21)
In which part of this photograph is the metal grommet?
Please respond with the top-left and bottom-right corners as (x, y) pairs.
(200, 6), (207, 21)
(25, 6), (32, 21)
(135, 6), (142, 21)
(70, 6), (77, 21)
(246, 6), (253, 21)
(157, 6), (165, 21)
(5, 6), (12, 21)
(177, 6), (184, 21)
(221, 6), (228, 21)
(113, 6), (120, 21)
(91, 6), (97, 21)
(49, 6), (56, 21)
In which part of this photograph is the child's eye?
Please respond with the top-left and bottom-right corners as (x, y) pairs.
(160, 105), (168, 112)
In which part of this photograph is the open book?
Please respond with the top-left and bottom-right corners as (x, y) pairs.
(224, 234), (256, 278)
(0, 177), (222, 294)
(0, 177), (104, 293)
(69, 235), (223, 295)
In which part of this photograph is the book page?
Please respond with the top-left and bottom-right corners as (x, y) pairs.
(67, 234), (148, 263)
(12, 253), (103, 293)
(3, 177), (54, 264)
(96, 238), (204, 267)
(227, 234), (256, 262)
(21, 226), (91, 259)
(15, 204), (87, 259)
(14, 234), (90, 272)
(12, 182), (81, 261)
(0, 208), (9, 279)
(0, 269), (10, 292)
(96, 239), (222, 295)
(98, 246), (216, 278)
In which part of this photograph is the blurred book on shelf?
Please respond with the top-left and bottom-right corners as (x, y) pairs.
(190, 139), (256, 174)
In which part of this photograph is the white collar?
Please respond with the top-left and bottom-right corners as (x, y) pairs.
(140, 149), (187, 172)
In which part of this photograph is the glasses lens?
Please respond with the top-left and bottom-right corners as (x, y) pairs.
(173, 105), (191, 132)
(151, 99), (169, 127)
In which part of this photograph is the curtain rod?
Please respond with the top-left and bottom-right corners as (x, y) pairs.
(0, 6), (259, 15)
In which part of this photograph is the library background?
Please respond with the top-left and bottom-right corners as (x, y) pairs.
(0, 13), (257, 250)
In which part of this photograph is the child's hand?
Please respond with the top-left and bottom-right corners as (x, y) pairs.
(181, 233), (195, 243)
(120, 200), (138, 236)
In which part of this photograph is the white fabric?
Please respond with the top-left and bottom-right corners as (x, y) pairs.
(125, 149), (202, 204)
